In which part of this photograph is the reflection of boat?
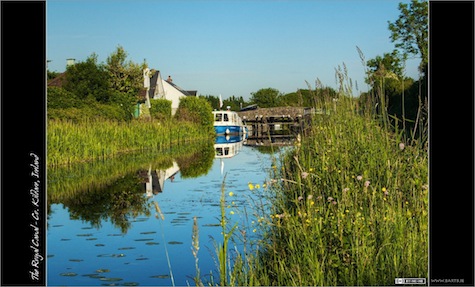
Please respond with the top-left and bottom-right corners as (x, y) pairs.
(214, 135), (246, 159)
(213, 108), (248, 136)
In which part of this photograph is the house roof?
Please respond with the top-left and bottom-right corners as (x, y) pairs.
(165, 79), (194, 96)
(47, 72), (67, 87)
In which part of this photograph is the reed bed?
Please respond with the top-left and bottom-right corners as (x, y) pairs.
(47, 119), (213, 166)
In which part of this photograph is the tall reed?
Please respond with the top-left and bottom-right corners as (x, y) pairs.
(47, 118), (214, 166)
(236, 86), (429, 286)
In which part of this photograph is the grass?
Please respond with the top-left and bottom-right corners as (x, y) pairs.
(193, 75), (428, 286)
(47, 118), (214, 166)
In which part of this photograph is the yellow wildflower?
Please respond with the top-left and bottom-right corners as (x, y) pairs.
(228, 192), (234, 197)
(248, 183), (254, 190)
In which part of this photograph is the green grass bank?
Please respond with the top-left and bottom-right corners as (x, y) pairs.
(208, 94), (428, 286)
(47, 119), (214, 167)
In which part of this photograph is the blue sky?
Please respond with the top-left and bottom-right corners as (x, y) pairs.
(47, 0), (421, 100)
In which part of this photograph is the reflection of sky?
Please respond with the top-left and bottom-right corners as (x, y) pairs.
(48, 146), (280, 286)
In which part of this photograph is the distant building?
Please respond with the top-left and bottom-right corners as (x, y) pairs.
(142, 68), (197, 116)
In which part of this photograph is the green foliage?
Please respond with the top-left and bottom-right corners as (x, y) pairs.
(63, 53), (111, 102)
(388, 0), (428, 75)
(200, 94), (248, 111)
(249, 88), (282, 108)
(150, 99), (172, 121)
(225, 96), (428, 286)
(47, 70), (60, 80)
(281, 87), (338, 108)
(47, 119), (214, 166)
(48, 98), (129, 122)
(175, 96), (214, 131)
(47, 86), (83, 109)
(105, 45), (146, 96)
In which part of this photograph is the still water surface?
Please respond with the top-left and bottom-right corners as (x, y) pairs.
(47, 137), (283, 286)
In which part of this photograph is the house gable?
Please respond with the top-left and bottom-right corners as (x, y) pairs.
(142, 68), (197, 115)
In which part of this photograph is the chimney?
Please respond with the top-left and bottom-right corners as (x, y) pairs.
(66, 58), (76, 67)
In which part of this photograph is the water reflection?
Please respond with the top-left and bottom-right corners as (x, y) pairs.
(214, 135), (246, 158)
(140, 162), (179, 197)
(47, 140), (215, 234)
(244, 122), (299, 147)
(47, 137), (277, 286)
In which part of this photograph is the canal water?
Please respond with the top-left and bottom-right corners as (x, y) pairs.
(47, 136), (290, 286)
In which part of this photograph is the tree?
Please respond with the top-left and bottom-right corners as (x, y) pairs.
(249, 88), (281, 108)
(105, 45), (146, 97)
(63, 53), (111, 102)
(388, 0), (428, 76)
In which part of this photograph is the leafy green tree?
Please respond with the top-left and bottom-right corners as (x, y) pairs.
(105, 45), (146, 96)
(249, 88), (281, 108)
(388, 0), (428, 76)
(200, 95), (220, 110)
(63, 53), (111, 102)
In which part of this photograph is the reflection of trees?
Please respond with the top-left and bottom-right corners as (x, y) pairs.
(61, 173), (150, 234)
(47, 140), (215, 233)
(176, 144), (215, 178)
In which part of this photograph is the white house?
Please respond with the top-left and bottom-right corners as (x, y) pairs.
(143, 68), (197, 116)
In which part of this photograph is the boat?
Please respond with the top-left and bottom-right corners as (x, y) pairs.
(212, 107), (248, 136)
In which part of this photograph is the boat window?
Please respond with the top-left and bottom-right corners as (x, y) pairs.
(224, 114), (229, 122)
(215, 113), (222, 122)
(215, 147), (223, 156)
(224, 147), (230, 155)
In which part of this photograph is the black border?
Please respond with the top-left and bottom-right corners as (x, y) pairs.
(429, 1), (474, 286)
(1, 1), (46, 286)
(0, 1), (474, 286)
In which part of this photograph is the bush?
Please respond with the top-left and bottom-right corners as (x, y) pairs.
(150, 99), (172, 121)
(48, 101), (130, 122)
(47, 86), (83, 109)
(175, 97), (214, 130)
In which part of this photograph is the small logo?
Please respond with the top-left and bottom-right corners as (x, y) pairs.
(395, 278), (426, 285)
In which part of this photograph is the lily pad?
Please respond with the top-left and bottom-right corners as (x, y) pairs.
(99, 277), (123, 282)
(97, 254), (125, 258)
(86, 238), (98, 241)
(82, 274), (105, 279)
(95, 244), (105, 247)
(134, 238), (153, 241)
(167, 241), (183, 245)
(136, 257), (149, 260)
(145, 242), (160, 245)
(60, 272), (77, 277)
(150, 274), (171, 279)
(77, 233), (93, 237)
(139, 231), (156, 235)
(118, 247), (135, 250)
(122, 283), (139, 286)
(69, 259), (83, 262)
(95, 269), (110, 273)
